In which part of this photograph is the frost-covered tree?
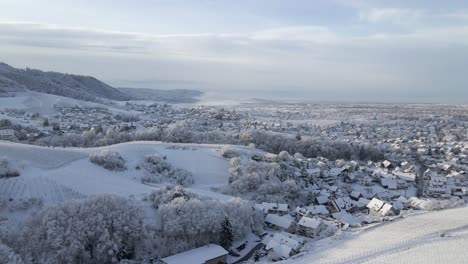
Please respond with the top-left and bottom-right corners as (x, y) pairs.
(141, 155), (193, 186)
(219, 216), (234, 250)
(0, 242), (24, 264)
(17, 194), (143, 264)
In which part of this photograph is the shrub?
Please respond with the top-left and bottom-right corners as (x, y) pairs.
(141, 155), (193, 186)
(0, 157), (20, 178)
(89, 150), (126, 171)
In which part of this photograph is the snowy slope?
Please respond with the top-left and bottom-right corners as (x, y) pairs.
(0, 141), (232, 204)
(0, 91), (136, 115)
(281, 206), (468, 264)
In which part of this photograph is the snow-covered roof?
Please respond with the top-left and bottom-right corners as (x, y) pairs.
(380, 203), (395, 216)
(307, 205), (329, 215)
(160, 244), (228, 264)
(294, 206), (309, 216)
(265, 214), (294, 229)
(393, 171), (416, 182)
(350, 191), (362, 199)
(260, 202), (289, 213)
(382, 178), (398, 189)
(382, 160), (392, 168)
(316, 195), (329, 204)
(298, 216), (322, 229)
(265, 232), (301, 252)
(332, 211), (361, 225)
(367, 198), (384, 211)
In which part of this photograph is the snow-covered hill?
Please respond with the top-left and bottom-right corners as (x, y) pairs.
(0, 62), (130, 102)
(0, 141), (233, 204)
(0, 91), (137, 116)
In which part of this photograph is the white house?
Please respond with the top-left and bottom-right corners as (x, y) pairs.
(256, 202), (289, 216)
(264, 214), (295, 233)
(0, 129), (14, 136)
(297, 216), (326, 238)
(366, 198), (398, 217)
(265, 232), (302, 261)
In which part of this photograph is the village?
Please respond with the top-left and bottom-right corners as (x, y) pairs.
(0, 101), (467, 263)
(156, 147), (467, 263)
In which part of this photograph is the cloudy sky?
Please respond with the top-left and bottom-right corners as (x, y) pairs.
(1, 0), (467, 103)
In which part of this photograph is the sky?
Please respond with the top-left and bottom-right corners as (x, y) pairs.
(0, 0), (467, 103)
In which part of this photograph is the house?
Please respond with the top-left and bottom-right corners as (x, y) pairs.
(315, 195), (329, 205)
(331, 211), (362, 227)
(160, 244), (228, 264)
(382, 160), (395, 170)
(366, 198), (398, 217)
(265, 232), (302, 261)
(366, 198), (385, 216)
(0, 129), (15, 139)
(264, 214), (295, 233)
(296, 216), (326, 238)
(293, 206), (311, 221)
(327, 197), (354, 213)
(379, 203), (398, 216)
(307, 205), (330, 215)
(344, 172), (359, 183)
(381, 178), (398, 190)
(426, 175), (448, 197)
(393, 171), (416, 182)
(256, 202), (289, 216)
(349, 191), (363, 201)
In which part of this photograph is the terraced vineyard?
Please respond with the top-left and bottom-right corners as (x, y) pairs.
(0, 175), (86, 204)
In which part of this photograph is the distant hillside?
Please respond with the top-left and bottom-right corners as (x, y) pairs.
(119, 87), (203, 103)
(0, 62), (130, 101)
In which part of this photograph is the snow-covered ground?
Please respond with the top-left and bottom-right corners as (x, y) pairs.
(0, 140), (233, 204)
(280, 206), (468, 264)
(0, 91), (134, 115)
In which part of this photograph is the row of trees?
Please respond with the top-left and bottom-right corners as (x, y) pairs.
(36, 120), (385, 162)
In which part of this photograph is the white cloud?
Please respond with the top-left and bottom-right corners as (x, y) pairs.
(0, 20), (467, 102)
(358, 8), (424, 25)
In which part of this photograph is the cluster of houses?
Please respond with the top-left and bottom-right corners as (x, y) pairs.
(244, 151), (467, 261)
(252, 193), (404, 261)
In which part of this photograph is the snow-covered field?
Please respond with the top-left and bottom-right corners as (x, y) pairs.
(0, 140), (232, 204)
(282, 206), (468, 264)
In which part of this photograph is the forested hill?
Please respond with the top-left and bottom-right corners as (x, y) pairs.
(0, 62), (130, 101)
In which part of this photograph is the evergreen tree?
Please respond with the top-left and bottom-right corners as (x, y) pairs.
(219, 216), (234, 250)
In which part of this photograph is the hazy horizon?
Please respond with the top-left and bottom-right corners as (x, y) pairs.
(1, 0), (468, 103)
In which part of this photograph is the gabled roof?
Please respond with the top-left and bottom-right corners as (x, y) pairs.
(380, 203), (395, 216)
(307, 205), (330, 215)
(265, 214), (294, 229)
(261, 202), (289, 212)
(316, 195), (329, 205)
(160, 244), (228, 264)
(298, 216), (322, 229)
(265, 232), (301, 252)
(367, 198), (384, 211)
